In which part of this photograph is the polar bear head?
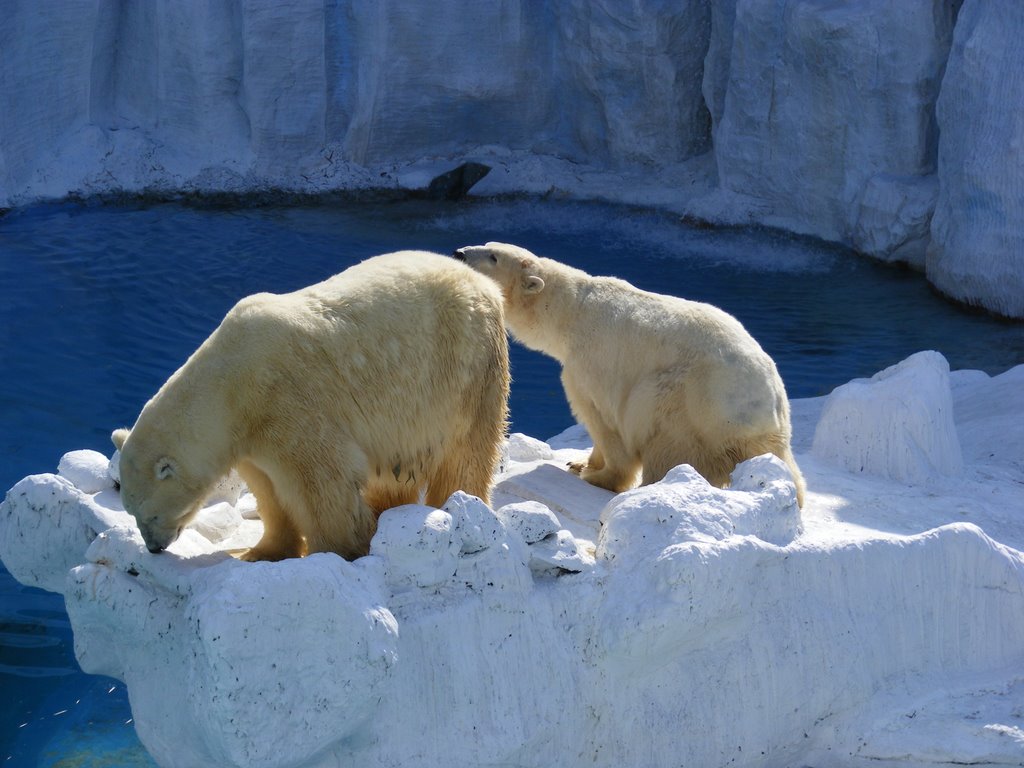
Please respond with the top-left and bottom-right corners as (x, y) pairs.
(112, 427), (205, 553)
(452, 242), (546, 301)
(453, 242), (578, 357)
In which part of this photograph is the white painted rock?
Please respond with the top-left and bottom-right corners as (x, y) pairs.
(526, 529), (595, 576)
(58, 449), (114, 494)
(0, 474), (129, 593)
(64, 536), (398, 768)
(505, 432), (555, 462)
(188, 501), (245, 545)
(3, 399), (1024, 768)
(851, 173), (938, 268)
(597, 458), (802, 564)
(370, 505), (460, 592)
(546, 423), (592, 450)
(812, 350), (964, 483)
(443, 491), (505, 555)
(496, 500), (561, 545)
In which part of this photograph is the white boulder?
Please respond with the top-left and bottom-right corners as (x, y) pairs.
(497, 499), (594, 576)
(0, 474), (128, 593)
(58, 449), (115, 494)
(598, 456), (802, 564)
(496, 500), (561, 544)
(65, 532), (398, 768)
(812, 351), (964, 483)
(504, 432), (555, 463)
(188, 501), (246, 545)
(851, 173), (939, 268)
(523, 528), (595, 576)
(370, 506), (460, 592)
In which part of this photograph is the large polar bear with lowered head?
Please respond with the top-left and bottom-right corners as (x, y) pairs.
(113, 251), (510, 561)
(454, 242), (805, 506)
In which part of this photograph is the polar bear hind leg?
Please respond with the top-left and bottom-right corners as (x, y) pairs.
(424, 371), (507, 508)
(638, 432), (720, 487)
(302, 479), (377, 559)
(363, 484), (421, 515)
(642, 429), (805, 506)
(425, 444), (493, 508)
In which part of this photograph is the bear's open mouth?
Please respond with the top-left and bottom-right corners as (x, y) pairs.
(452, 249), (467, 261)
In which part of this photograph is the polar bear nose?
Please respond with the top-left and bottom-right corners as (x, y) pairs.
(452, 248), (467, 262)
(147, 543), (165, 554)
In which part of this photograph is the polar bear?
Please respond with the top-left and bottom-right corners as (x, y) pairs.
(112, 251), (510, 561)
(453, 242), (805, 506)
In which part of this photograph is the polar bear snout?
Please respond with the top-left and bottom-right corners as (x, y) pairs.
(450, 247), (493, 266)
(136, 518), (184, 554)
(451, 245), (496, 266)
(138, 523), (168, 554)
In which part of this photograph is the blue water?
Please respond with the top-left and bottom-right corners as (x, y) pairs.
(1, 197), (1022, 766)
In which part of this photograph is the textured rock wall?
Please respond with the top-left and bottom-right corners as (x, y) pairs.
(710, 0), (958, 254)
(0, 0), (711, 202)
(2, 0), (1022, 317)
(927, 0), (1024, 319)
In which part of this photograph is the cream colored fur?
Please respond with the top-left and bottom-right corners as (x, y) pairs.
(113, 251), (510, 561)
(454, 242), (805, 506)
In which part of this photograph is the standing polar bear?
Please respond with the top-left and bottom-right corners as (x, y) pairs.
(113, 251), (510, 561)
(454, 242), (805, 506)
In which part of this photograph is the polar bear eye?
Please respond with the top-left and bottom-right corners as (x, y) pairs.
(489, 253), (498, 263)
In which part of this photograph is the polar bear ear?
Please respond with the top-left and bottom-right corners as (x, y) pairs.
(111, 428), (130, 450)
(154, 458), (177, 481)
(523, 275), (545, 294)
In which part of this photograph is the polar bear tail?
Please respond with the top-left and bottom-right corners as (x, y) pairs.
(776, 445), (807, 508)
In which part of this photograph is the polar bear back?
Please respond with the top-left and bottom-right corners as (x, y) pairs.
(217, 250), (505, 459)
(547, 275), (787, 439)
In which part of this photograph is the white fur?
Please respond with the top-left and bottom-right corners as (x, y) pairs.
(114, 251), (510, 560)
(455, 242), (805, 505)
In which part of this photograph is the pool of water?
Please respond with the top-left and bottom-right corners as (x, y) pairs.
(1, 196), (1022, 765)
